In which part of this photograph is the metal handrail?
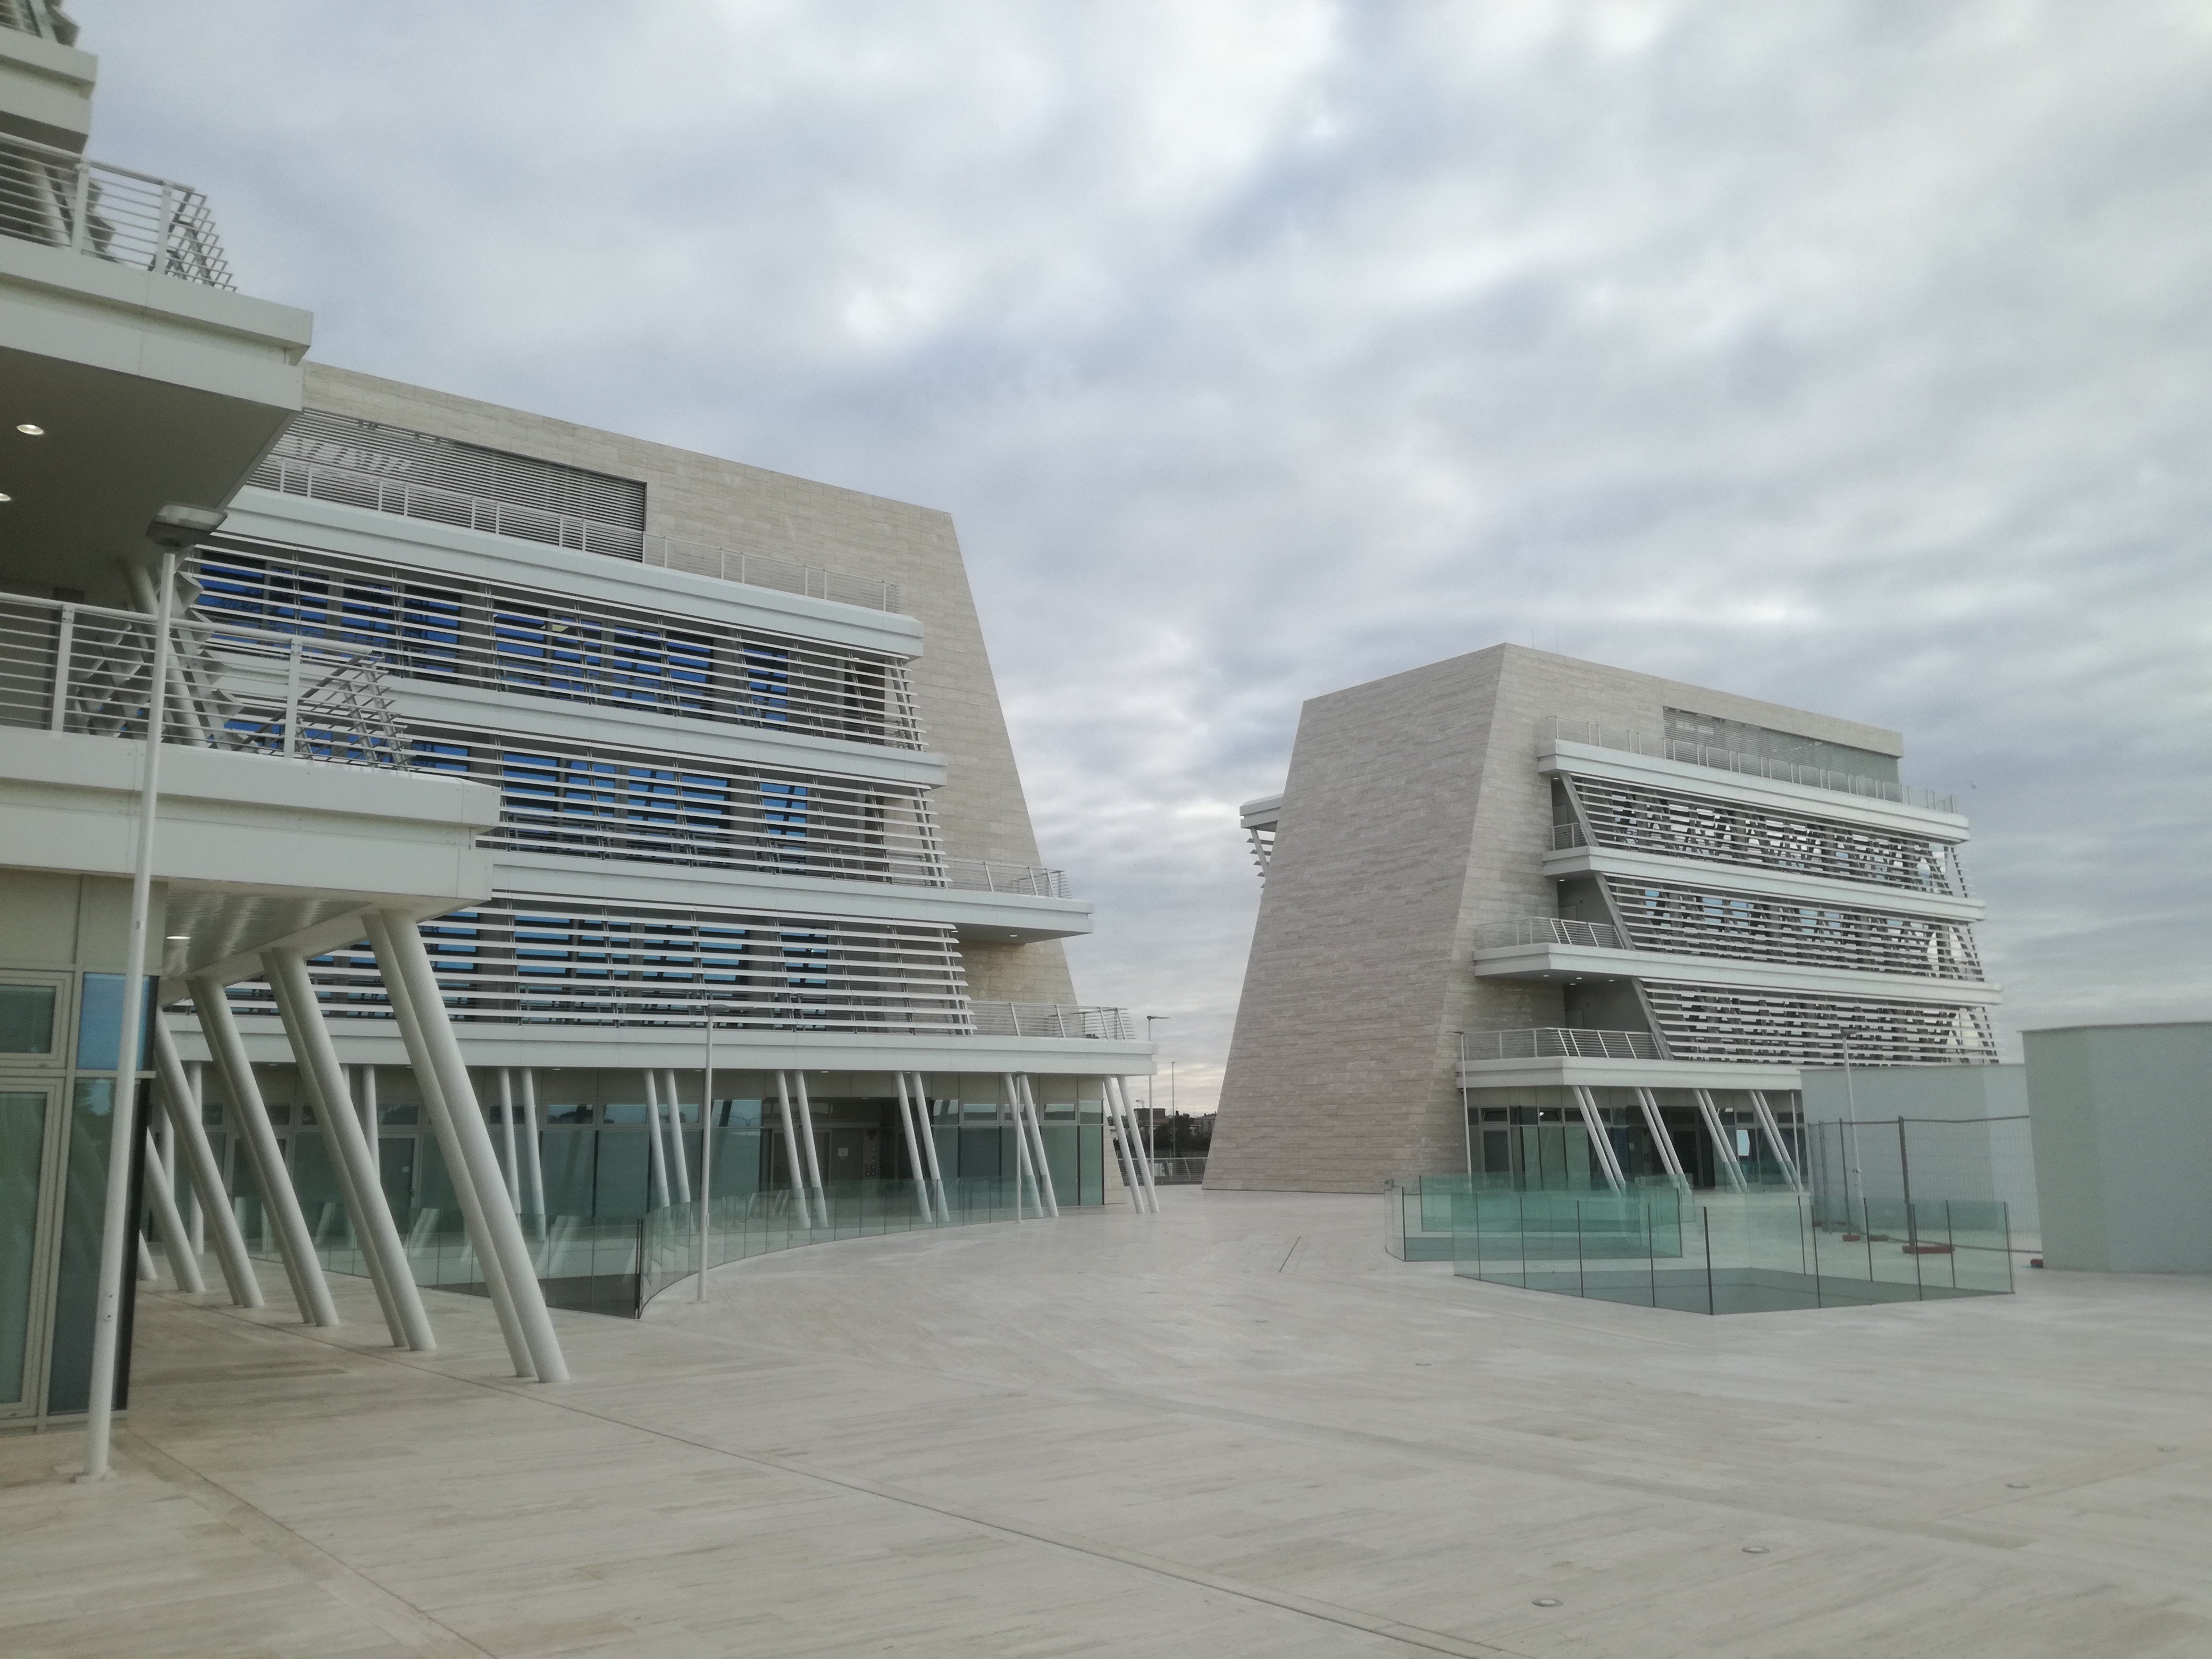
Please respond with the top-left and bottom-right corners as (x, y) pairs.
(942, 858), (1073, 899)
(1544, 717), (1956, 814)
(0, 130), (233, 288)
(0, 590), (406, 766)
(1461, 1028), (1665, 1062)
(1550, 822), (1588, 850)
(247, 454), (903, 613)
(967, 1002), (1136, 1042)
(1476, 917), (1626, 951)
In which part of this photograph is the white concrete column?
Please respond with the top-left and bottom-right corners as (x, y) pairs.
(1006, 1079), (1040, 1220)
(642, 1069), (671, 1208)
(363, 910), (533, 1379)
(370, 910), (568, 1384)
(264, 949), (404, 1344)
(1109, 1077), (1160, 1213)
(1634, 1087), (1690, 1190)
(1749, 1091), (1805, 1192)
(791, 1071), (826, 1224)
(1694, 1088), (1750, 1192)
(662, 1070), (692, 1203)
(496, 1069), (520, 1209)
(190, 977), (339, 1326)
(265, 947), (435, 1352)
(892, 1071), (931, 1220)
(773, 1072), (809, 1226)
(184, 1060), (206, 1256)
(1101, 1076), (1146, 1212)
(152, 1019), (260, 1306)
(1015, 1075), (1059, 1217)
(911, 1074), (949, 1221)
(141, 1121), (203, 1292)
(1571, 1085), (1628, 1192)
(520, 1069), (547, 1235)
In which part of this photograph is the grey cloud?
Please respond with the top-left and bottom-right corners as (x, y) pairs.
(80, 0), (2212, 1107)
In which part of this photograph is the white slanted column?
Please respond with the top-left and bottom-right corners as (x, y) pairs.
(791, 1071), (826, 1224)
(1015, 1075), (1059, 1218)
(191, 977), (340, 1325)
(140, 1122), (203, 1293)
(909, 1073), (949, 1221)
(1693, 1089), (1750, 1192)
(1005, 1079), (1040, 1219)
(367, 909), (568, 1384)
(1108, 1077), (1159, 1213)
(496, 1070), (520, 1208)
(152, 1019), (261, 1306)
(185, 1060), (207, 1257)
(662, 1070), (692, 1204)
(892, 1072), (932, 1220)
(1634, 1087), (1691, 1191)
(1101, 1076), (1146, 1212)
(1570, 1085), (1628, 1193)
(265, 947), (436, 1353)
(642, 1069), (671, 1209)
(520, 1069), (547, 1237)
(773, 1072), (810, 1225)
(1748, 1091), (1805, 1193)
(371, 939), (527, 1376)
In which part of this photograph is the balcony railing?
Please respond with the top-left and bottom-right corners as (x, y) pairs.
(0, 0), (76, 42)
(247, 455), (903, 613)
(0, 131), (234, 289)
(968, 1002), (1136, 1042)
(1461, 1028), (1665, 1063)
(1544, 718), (1956, 814)
(943, 859), (1073, 899)
(0, 591), (407, 767)
(1476, 917), (1626, 951)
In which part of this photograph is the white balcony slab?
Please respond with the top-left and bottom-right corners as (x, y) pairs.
(1543, 843), (1987, 923)
(227, 489), (925, 659)
(178, 1015), (1153, 1077)
(486, 849), (1092, 943)
(1540, 739), (1970, 842)
(1457, 1053), (1807, 1091)
(1470, 937), (2003, 1007)
(387, 679), (946, 790)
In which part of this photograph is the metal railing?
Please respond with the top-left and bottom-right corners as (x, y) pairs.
(0, 591), (407, 766)
(0, 0), (76, 41)
(968, 1002), (1136, 1041)
(1545, 718), (1956, 814)
(1477, 917), (1626, 951)
(248, 454), (903, 613)
(1149, 1156), (1207, 1186)
(1461, 1027), (1665, 1063)
(942, 859), (1073, 899)
(0, 131), (233, 288)
(1550, 822), (1588, 850)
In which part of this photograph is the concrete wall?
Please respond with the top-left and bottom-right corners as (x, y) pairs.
(295, 365), (1075, 1003)
(2025, 1023), (2212, 1274)
(1210, 643), (1909, 1193)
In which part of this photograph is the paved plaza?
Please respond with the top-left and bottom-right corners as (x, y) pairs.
(5, 1188), (2210, 1657)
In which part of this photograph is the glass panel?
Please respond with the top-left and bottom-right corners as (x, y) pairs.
(0, 986), (57, 1055)
(0, 1089), (51, 1407)
(47, 1078), (118, 1415)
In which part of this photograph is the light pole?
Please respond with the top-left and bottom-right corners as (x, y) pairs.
(1144, 1015), (1169, 1172)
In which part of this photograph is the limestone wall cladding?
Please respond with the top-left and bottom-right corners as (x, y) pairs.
(298, 365), (1074, 1003)
(1210, 643), (1914, 1192)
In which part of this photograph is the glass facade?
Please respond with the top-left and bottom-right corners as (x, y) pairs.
(1463, 1085), (1803, 1191)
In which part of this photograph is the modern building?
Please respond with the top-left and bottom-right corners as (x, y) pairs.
(1211, 644), (1998, 1194)
(0, 0), (1152, 1442)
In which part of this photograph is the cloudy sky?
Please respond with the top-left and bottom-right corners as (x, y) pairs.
(82, 1), (2212, 1110)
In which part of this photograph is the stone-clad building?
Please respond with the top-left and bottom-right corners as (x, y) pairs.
(1210, 646), (1997, 1194)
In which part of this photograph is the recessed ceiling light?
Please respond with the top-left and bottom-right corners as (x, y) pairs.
(0, 492), (11, 503)
(166, 935), (190, 941)
(15, 423), (44, 435)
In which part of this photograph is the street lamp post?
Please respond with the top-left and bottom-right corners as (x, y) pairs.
(1143, 1015), (1169, 1175)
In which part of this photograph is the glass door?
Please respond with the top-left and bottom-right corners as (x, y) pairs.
(0, 1078), (64, 1420)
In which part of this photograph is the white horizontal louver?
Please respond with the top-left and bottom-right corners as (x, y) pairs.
(187, 539), (925, 751)
(1564, 775), (1966, 896)
(1602, 876), (1986, 982)
(1640, 982), (1998, 1067)
(222, 897), (974, 1035)
(273, 410), (646, 529)
(409, 720), (946, 887)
